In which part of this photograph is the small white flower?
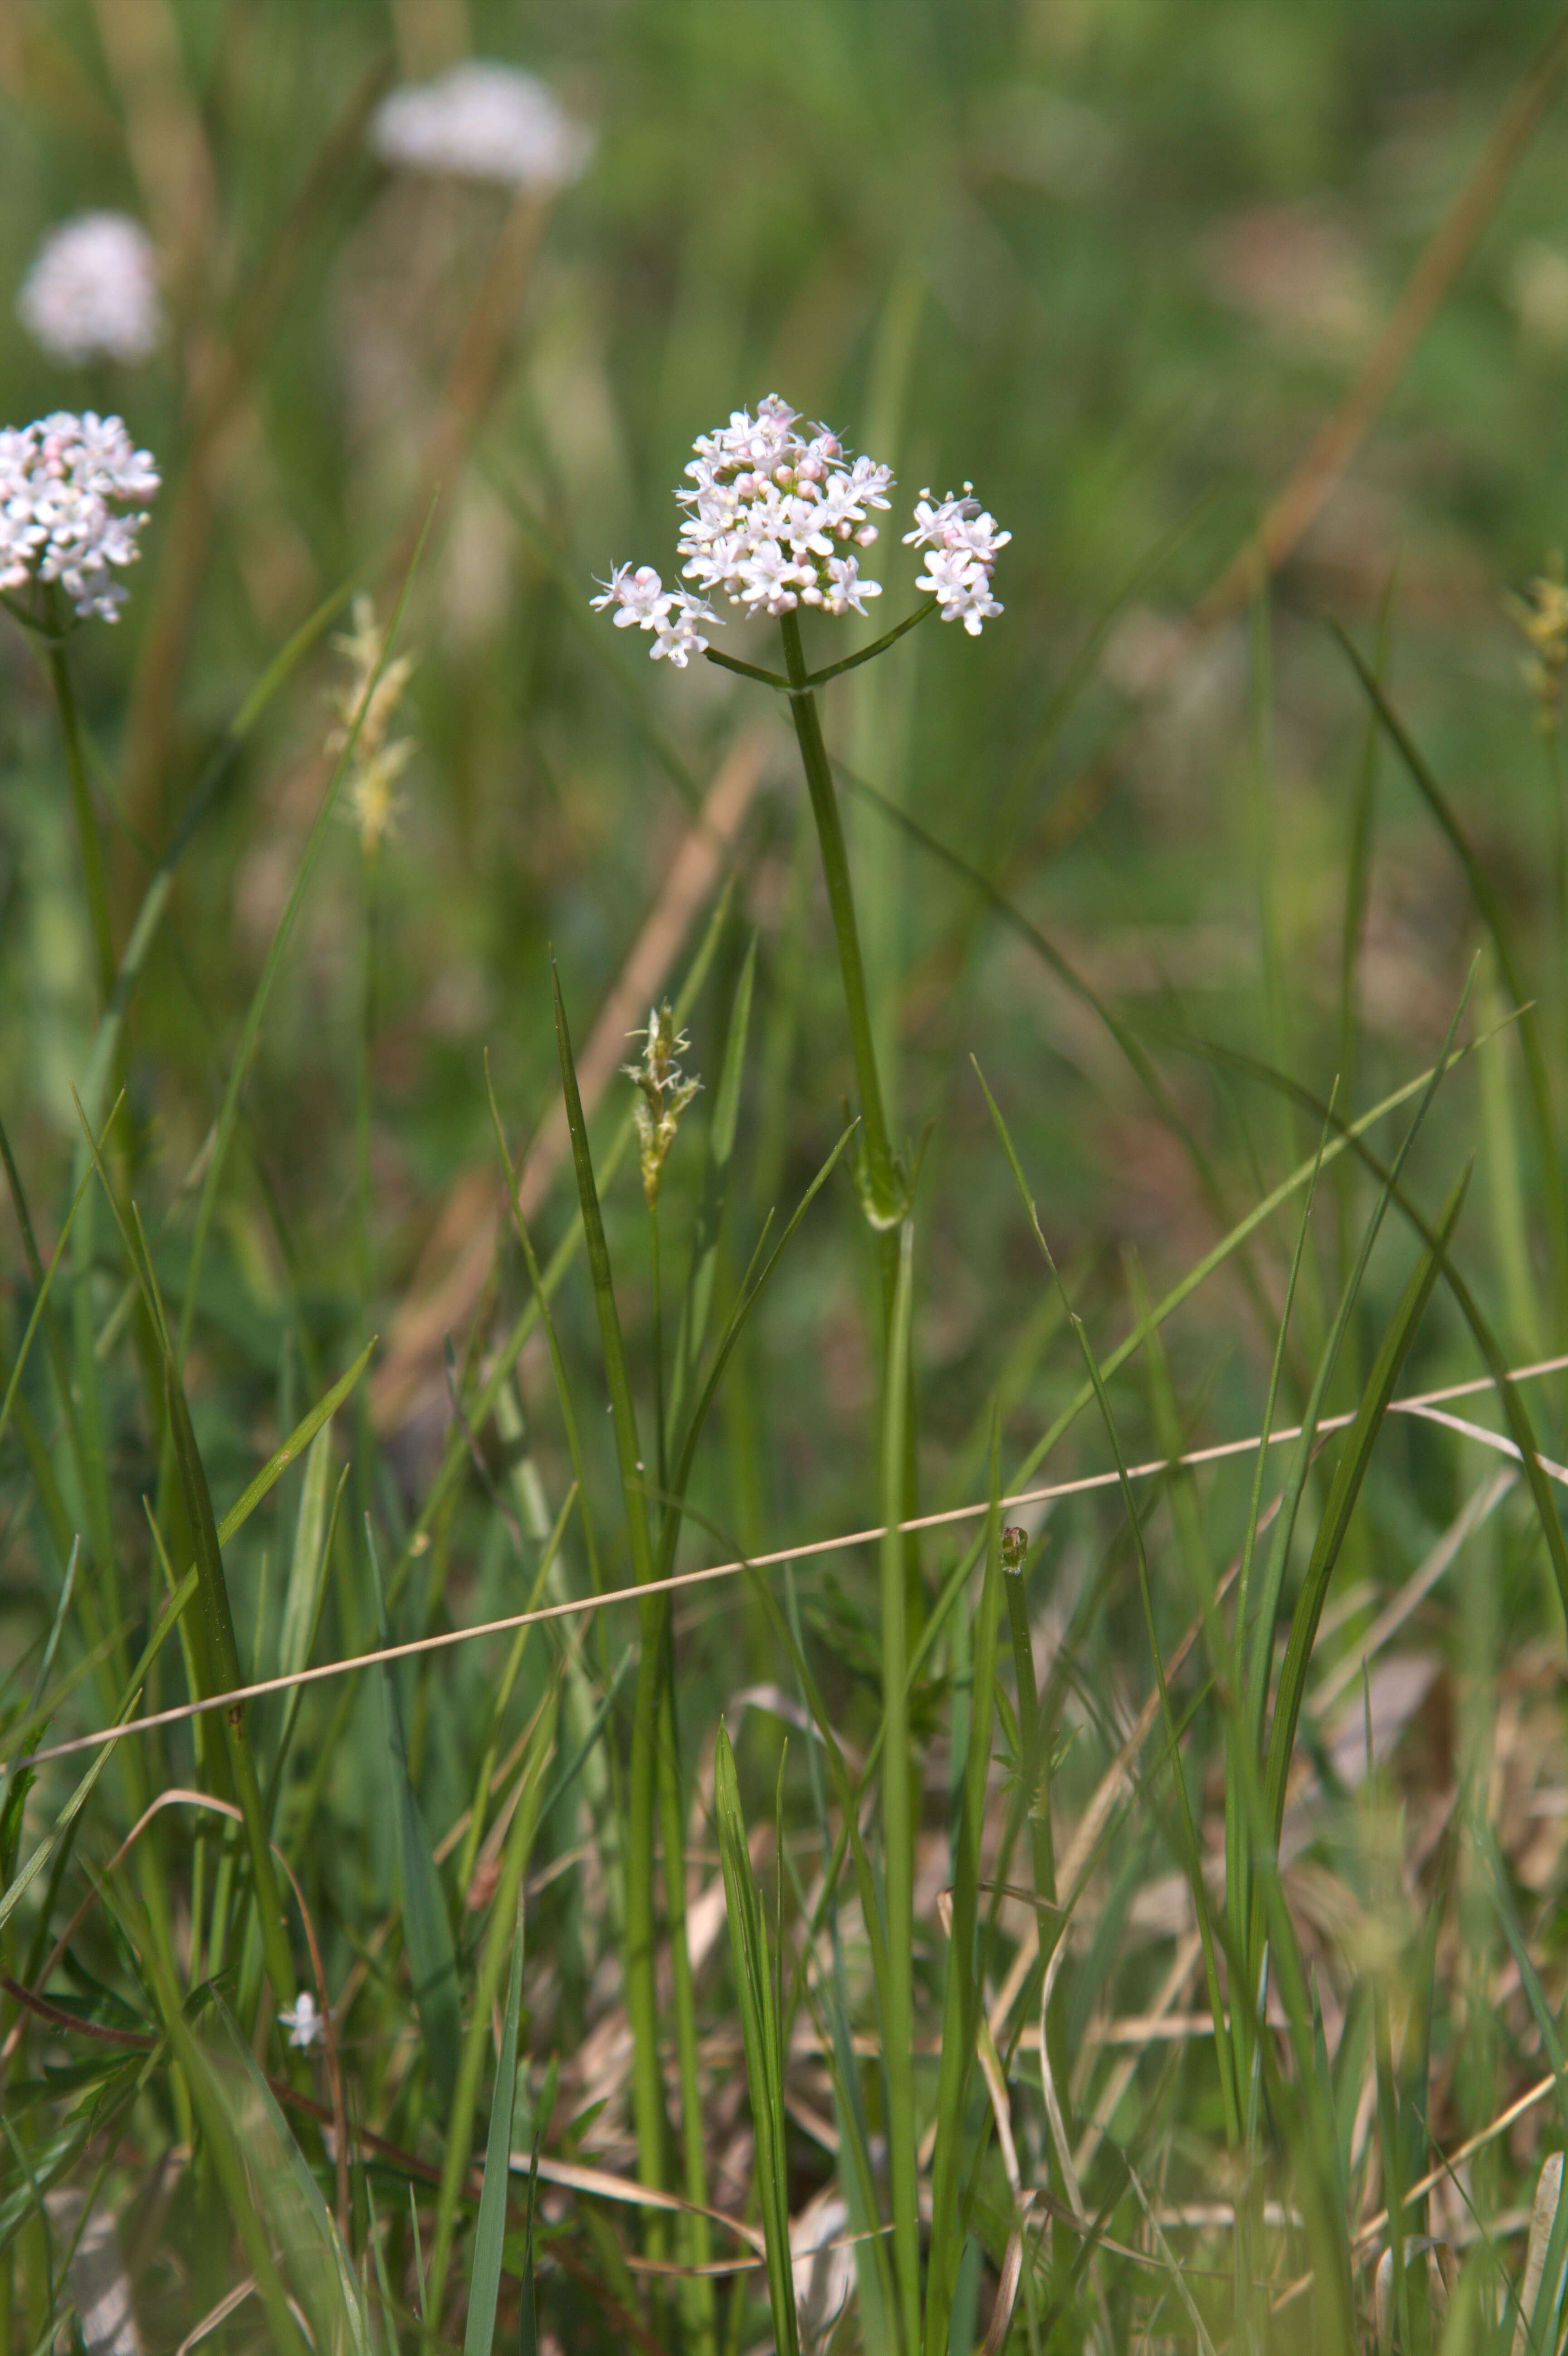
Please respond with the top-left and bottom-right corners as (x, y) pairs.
(279, 1990), (326, 2049)
(371, 63), (593, 190)
(650, 591), (715, 666)
(823, 555), (880, 616)
(591, 562), (672, 630)
(17, 213), (163, 367)
(914, 546), (1003, 635)
(0, 411), (159, 622)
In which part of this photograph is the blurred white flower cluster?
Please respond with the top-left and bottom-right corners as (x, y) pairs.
(371, 63), (593, 190)
(0, 411), (160, 622)
(17, 213), (162, 367)
(593, 394), (1009, 664)
(903, 486), (1010, 635)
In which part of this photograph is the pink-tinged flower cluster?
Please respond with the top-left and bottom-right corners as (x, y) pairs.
(592, 396), (1010, 661)
(0, 411), (159, 621)
(903, 485), (1010, 635)
(589, 563), (716, 666)
(676, 394), (891, 618)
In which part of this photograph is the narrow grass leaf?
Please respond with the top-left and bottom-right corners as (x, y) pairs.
(1262, 1167), (1470, 1839)
(714, 1723), (801, 2356)
(464, 1892), (525, 2356)
(366, 1519), (462, 2100)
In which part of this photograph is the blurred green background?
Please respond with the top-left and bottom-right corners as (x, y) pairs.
(4, 0), (1568, 1576)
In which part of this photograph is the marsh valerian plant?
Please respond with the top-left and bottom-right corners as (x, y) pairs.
(592, 393), (1008, 1233)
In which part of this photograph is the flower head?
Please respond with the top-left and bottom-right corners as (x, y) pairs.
(328, 595), (418, 852)
(18, 214), (163, 367)
(624, 1002), (701, 1205)
(904, 484), (1009, 635)
(0, 412), (159, 622)
(676, 395), (888, 620)
(591, 399), (1009, 662)
(279, 1990), (326, 2049)
(371, 63), (593, 190)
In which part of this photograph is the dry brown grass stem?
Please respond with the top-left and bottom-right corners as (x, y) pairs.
(12, 1350), (1563, 1779)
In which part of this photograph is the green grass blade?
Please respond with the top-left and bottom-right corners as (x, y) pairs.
(179, 541), (427, 1356)
(366, 1519), (462, 2102)
(274, 1425), (337, 1681)
(976, 1062), (1242, 2146)
(73, 577), (358, 1139)
(669, 933), (756, 1450)
(1261, 1167), (1471, 1840)
(551, 962), (655, 1587)
(986, 1024), (1500, 1516)
(1332, 620), (1568, 1326)
(464, 1891), (525, 2356)
(210, 1993), (371, 2356)
(880, 1217), (922, 2356)
(428, 1681), (558, 2318)
(923, 1418), (1004, 2356)
(714, 1723), (801, 2356)
(551, 958), (669, 2228)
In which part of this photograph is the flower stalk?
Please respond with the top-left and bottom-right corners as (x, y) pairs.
(45, 635), (117, 1009)
(779, 609), (906, 1229)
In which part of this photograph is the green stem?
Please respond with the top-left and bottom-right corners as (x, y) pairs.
(656, 1673), (715, 2350)
(879, 1220), (921, 2354)
(777, 610), (904, 1229)
(355, 846), (378, 1515)
(45, 639), (117, 1009)
(650, 1205), (668, 1499)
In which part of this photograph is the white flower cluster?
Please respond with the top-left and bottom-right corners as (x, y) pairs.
(676, 394), (892, 620)
(16, 212), (163, 367)
(589, 562), (717, 667)
(0, 412), (160, 622)
(593, 395), (1009, 664)
(371, 63), (594, 190)
(903, 485), (1010, 635)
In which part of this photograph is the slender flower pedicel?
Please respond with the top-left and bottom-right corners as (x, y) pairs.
(591, 394), (1009, 1235)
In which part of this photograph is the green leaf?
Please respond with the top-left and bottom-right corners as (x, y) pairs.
(714, 1723), (801, 2356)
(210, 1994), (371, 2356)
(464, 1892), (525, 2356)
(367, 1522), (462, 2102)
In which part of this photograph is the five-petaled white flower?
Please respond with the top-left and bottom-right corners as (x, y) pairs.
(591, 397), (1008, 664)
(279, 1990), (326, 2049)
(0, 411), (159, 622)
(17, 213), (163, 367)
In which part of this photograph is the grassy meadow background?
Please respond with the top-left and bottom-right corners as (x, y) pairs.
(6, 0), (1568, 2349)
